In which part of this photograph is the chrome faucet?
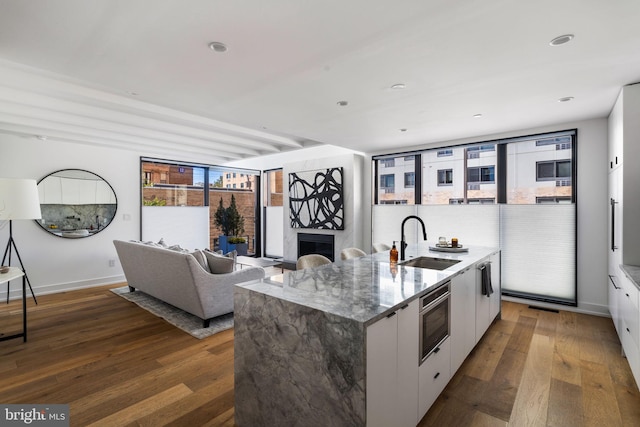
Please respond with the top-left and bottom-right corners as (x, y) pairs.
(400, 215), (427, 261)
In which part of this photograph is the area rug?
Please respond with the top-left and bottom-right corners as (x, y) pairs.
(110, 286), (233, 339)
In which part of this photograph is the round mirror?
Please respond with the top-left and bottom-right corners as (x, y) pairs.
(36, 169), (117, 238)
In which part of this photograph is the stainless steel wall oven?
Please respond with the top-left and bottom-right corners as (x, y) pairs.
(419, 281), (451, 365)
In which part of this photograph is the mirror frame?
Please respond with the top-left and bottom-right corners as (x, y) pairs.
(36, 169), (118, 239)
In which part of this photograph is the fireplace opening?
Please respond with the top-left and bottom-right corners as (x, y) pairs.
(297, 233), (335, 262)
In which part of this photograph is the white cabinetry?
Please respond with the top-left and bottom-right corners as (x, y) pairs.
(608, 83), (640, 389)
(39, 176), (63, 204)
(489, 252), (501, 323)
(619, 272), (640, 383)
(608, 84), (640, 265)
(609, 275), (621, 335)
(367, 252), (501, 426)
(366, 299), (418, 427)
(418, 338), (450, 420)
(96, 180), (116, 203)
(476, 253), (501, 342)
(451, 267), (476, 373)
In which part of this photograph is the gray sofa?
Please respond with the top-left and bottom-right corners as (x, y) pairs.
(113, 240), (265, 327)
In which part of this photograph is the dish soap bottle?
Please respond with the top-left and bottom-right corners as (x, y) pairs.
(390, 241), (399, 263)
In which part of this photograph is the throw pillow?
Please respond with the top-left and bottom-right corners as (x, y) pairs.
(203, 250), (235, 274)
(191, 250), (211, 273)
(167, 244), (189, 253)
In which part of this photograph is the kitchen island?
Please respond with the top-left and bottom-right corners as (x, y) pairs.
(234, 242), (500, 427)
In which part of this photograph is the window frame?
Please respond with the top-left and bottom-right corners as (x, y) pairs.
(437, 169), (453, 186)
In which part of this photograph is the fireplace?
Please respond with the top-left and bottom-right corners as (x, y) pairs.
(297, 233), (335, 262)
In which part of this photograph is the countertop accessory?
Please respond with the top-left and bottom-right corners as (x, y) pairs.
(429, 245), (469, 253)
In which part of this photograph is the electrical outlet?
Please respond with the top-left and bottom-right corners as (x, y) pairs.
(109, 259), (116, 267)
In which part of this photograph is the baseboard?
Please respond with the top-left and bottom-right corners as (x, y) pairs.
(1, 274), (126, 301)
(502, 296), (610, 317)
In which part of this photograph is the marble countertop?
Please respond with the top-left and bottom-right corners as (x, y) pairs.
(235, 242), (499, 326)
(621, 264), (640, 290)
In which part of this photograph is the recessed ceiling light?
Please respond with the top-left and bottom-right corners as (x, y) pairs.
(399, 128), (407, 132)
(549, 34), (574, 46)
(337, 100), (349, 107)
(35, 135), (48, 141)
(391, 83), (406, 90)
(558, 96), (574, 102)
(208, 41), (228, 53)
(473, 114), (483, 118)
(126, 91), (139, 96)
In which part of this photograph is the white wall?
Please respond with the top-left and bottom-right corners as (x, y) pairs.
(0, 134), (140, 299)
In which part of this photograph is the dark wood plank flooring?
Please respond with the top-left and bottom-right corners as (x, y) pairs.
(1, 278), (639, 426)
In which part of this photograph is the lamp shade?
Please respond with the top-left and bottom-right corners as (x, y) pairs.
(0, 178), (42, 220)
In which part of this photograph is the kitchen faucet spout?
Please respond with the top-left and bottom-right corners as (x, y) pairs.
(400, 215), (427, 261)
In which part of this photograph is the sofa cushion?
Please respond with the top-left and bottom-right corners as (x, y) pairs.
(203, 250), (236, 274)
(191, 250), (211, 273)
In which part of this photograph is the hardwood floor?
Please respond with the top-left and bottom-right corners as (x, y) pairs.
(1, 281), (639, 426)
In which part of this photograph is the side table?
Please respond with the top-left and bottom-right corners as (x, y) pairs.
(0, 267), (27, 342)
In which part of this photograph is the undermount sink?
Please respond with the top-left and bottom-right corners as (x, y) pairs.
(399, 256), (461, 271)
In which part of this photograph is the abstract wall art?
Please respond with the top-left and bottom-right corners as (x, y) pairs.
(289, 167), (344, 230)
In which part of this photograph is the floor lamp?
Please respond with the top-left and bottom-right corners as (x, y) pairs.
(0, 178), (42, 304)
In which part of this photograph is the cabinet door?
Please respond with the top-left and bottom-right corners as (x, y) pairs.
(60, 177), (80, 205)
(366, 312), (398, 427)
(476, 262), (491, 343)
(489, 252), (501, 322)
(609, 168), (622, 275)
(418, 338), (450, 420)
(41, 176), (62, 204)
(609, 275), (621, 335)
(619, 274), (639, 349)
(367, 300), (419, 427)
(451, 268), (476, 373)
(96, 180), (116, 204)
(396, 299), (419, 427)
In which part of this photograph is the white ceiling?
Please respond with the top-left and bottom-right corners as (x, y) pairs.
(1, 0), (640, 162)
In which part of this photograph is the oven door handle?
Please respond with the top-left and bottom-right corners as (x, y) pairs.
(420, 291), (450, 313)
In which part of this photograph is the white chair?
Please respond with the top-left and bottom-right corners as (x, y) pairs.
(296, 254), (332, 270)
(340, 247), (367, 260)
(372, 243), (391, 253)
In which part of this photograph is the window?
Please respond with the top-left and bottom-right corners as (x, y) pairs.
(437, 169), (453, 186)
(467, 166), (495, 183)
(536, 196), (571, 204)
(264, 169), (283, 207)
(536, 136), (571, 147)
(141, 158), (260, 255)
(380, 174), (395, 193)
(375, 155), (418, 204)
(404, 172), (415, 188)
(537, 160), (571, 180)
(467, 144), (495, 158)
(372, 130), (576, 306)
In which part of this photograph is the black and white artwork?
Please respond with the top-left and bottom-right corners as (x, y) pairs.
(289, 167), (344, 230)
